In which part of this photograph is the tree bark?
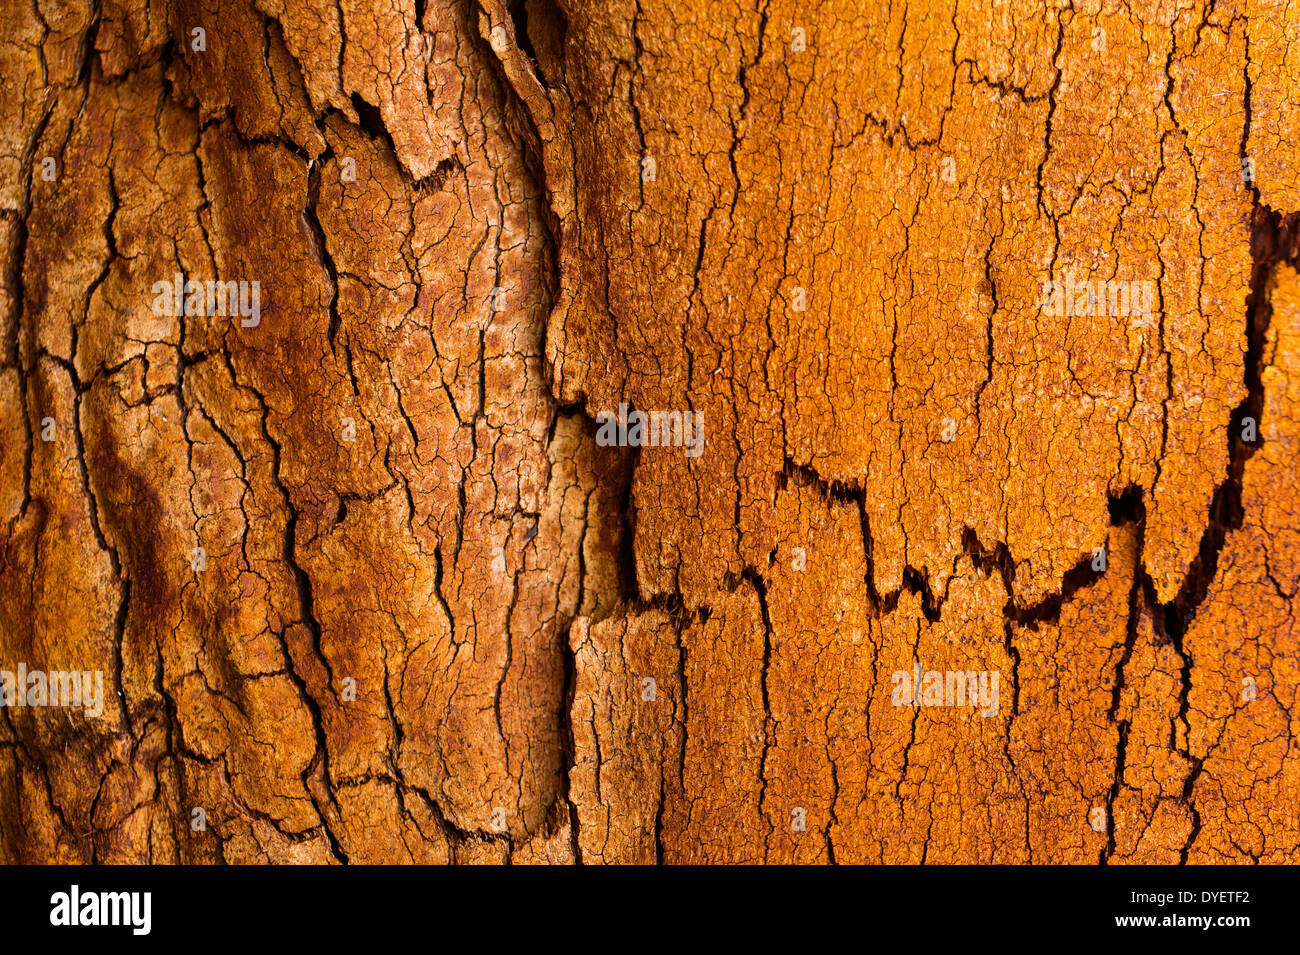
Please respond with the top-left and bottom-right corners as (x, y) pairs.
(1, 0), (1297, 863)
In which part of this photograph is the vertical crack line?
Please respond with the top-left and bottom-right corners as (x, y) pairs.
(303, 145), (344, 356)
(228, 353), (349, 864)
(742, 567), (775, 852)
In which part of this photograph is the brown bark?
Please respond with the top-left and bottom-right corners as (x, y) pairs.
(0, 0), (1296, 864)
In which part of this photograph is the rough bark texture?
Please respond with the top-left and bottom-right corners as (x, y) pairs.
(0, 0), (1296, 863)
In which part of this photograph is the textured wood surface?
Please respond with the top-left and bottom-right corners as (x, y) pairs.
(0, 0), (1296, 863)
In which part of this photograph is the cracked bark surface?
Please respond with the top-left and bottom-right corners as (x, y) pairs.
(1, 0), (1296, 864)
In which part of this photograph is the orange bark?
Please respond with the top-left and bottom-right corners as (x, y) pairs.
(0, 0), (1296, 863)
